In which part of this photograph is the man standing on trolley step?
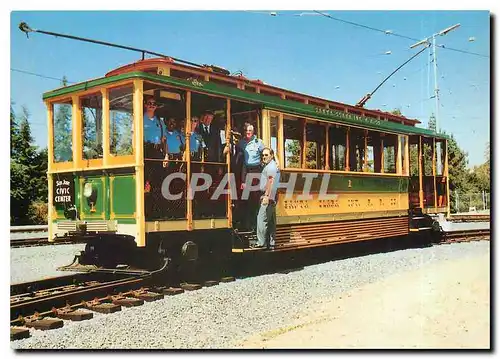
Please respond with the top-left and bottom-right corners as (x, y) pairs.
(252, 147), (280, 249)
(238, 123), (264, 232)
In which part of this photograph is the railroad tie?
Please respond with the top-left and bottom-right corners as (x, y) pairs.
(131, 289), (164, 302)
(10, 326), (30, 341)
(111, 295), (144, 307)
(83, 299), (122, 314)
(52, 306), (93, 321)
(220, 277), (235, 283)
(203, 280), (220, 287)
(180, 283), (202, 291)
(24, 316), (64, 330)
(160, 287), (185, 296)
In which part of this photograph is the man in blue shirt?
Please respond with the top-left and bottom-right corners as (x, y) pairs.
(237, 124), (264, 232)
(238, 124), (264, 185)
(143, 97), (165, 159)
(164, 117), (184, 161)
(188, 116), (203, 161)
(253, 147), (280, 249)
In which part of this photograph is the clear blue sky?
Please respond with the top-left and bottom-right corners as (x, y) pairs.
(10, 10), (490, 167)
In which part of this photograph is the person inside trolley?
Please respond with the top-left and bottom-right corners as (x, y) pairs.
(197, 110), (222, 162)
(188, 115), (204, 161)
(163, 117), (184, 161)
(143, 96), (165, 159)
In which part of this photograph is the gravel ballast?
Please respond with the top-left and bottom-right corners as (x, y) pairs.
(10, 243), (85, 284)
(11, 240), (489, 349)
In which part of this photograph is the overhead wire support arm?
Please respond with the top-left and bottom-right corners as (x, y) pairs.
(355, 44), (429, 108)
(18, 21), (204, 68)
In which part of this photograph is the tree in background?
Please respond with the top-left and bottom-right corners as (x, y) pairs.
(10, 105), (48, 224)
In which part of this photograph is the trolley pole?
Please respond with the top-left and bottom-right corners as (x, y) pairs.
(410, 23), (460, 134)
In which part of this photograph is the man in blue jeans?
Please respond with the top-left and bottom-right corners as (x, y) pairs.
(252, 147), (280, 249)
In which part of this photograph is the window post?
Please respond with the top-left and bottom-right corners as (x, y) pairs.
(278, 113), (284, 169)
(101, 88), (110, 167)
(396, 135), (402, 175)
(418, 136), (424, 208)
(433, 137), (437, 210)
(325, 124), (330, 170)
(345, 127), (350, 171)
(72, 95), (82, 170)
(186, 91), (193, 230)
(225, 98), (232, 228)
(133, 79), (145, 247)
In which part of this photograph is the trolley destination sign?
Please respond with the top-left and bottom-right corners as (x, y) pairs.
(54, 178), (74, 204)
(313, 106), (383, 127)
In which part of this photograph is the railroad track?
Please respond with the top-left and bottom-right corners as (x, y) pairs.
(10, 230), (490, 341)
(10, 256), (237, 341)
(11, 236), (88, 248)
(439, 229), (490, 245)
(449, 214), (490, 222)
(11, 237), (56, 248)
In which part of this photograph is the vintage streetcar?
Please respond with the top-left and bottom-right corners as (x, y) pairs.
(45, 57), (449, 275)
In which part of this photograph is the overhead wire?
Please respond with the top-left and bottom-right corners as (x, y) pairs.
(11, 68), (75, 84)
(310, 10), (489, 58)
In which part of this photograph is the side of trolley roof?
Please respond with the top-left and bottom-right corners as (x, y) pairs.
(42, 69), (447, 140)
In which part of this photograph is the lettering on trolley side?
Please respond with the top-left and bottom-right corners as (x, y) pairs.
(54, 178), (74, 203)
(283, 199), (310, 210)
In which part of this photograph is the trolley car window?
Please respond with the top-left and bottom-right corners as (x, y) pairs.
(409, 141), (419, 176)
(52, 100), (73, 163)
(191, 92), (227, 163)
(109, 85), (134, 156)
(383, 133), (398, 174)
(305, 122), (326, 170)
(423, 138), (433, 176)
(81, 93), (103, 160)
(328, 125), (347, 171)
(284, 117), (303, 168)
(349, 127), (365, 172)
(143, 81), (186, 160)
(365, 130), (376, 173)
(436, 140), (444, 176)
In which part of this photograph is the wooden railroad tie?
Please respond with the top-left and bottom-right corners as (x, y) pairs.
(83, 299), (122, 314)
(111, 295), (144, 307)
(132, 289), (164, 302)
(52, 306), (93, 321)
(203, 280), (220, 287)
(11, 326), (31, 341)
(180, 283), (202, 291)
(23, 314), (64, 330)
(161, 287), (185, 296)
(220, 277), (235, 283)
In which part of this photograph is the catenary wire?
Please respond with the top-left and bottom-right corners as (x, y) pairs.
(11, 68), (75, 84)
(310, 10), (489, 58)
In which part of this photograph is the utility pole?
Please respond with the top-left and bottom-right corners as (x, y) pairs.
(410, 23), (460, 134)
(432, 35), (440, 133)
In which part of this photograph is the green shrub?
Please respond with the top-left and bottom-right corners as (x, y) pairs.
(27, 201), (48, 225)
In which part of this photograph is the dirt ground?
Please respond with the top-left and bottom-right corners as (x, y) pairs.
(240, 250), (490, 349)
